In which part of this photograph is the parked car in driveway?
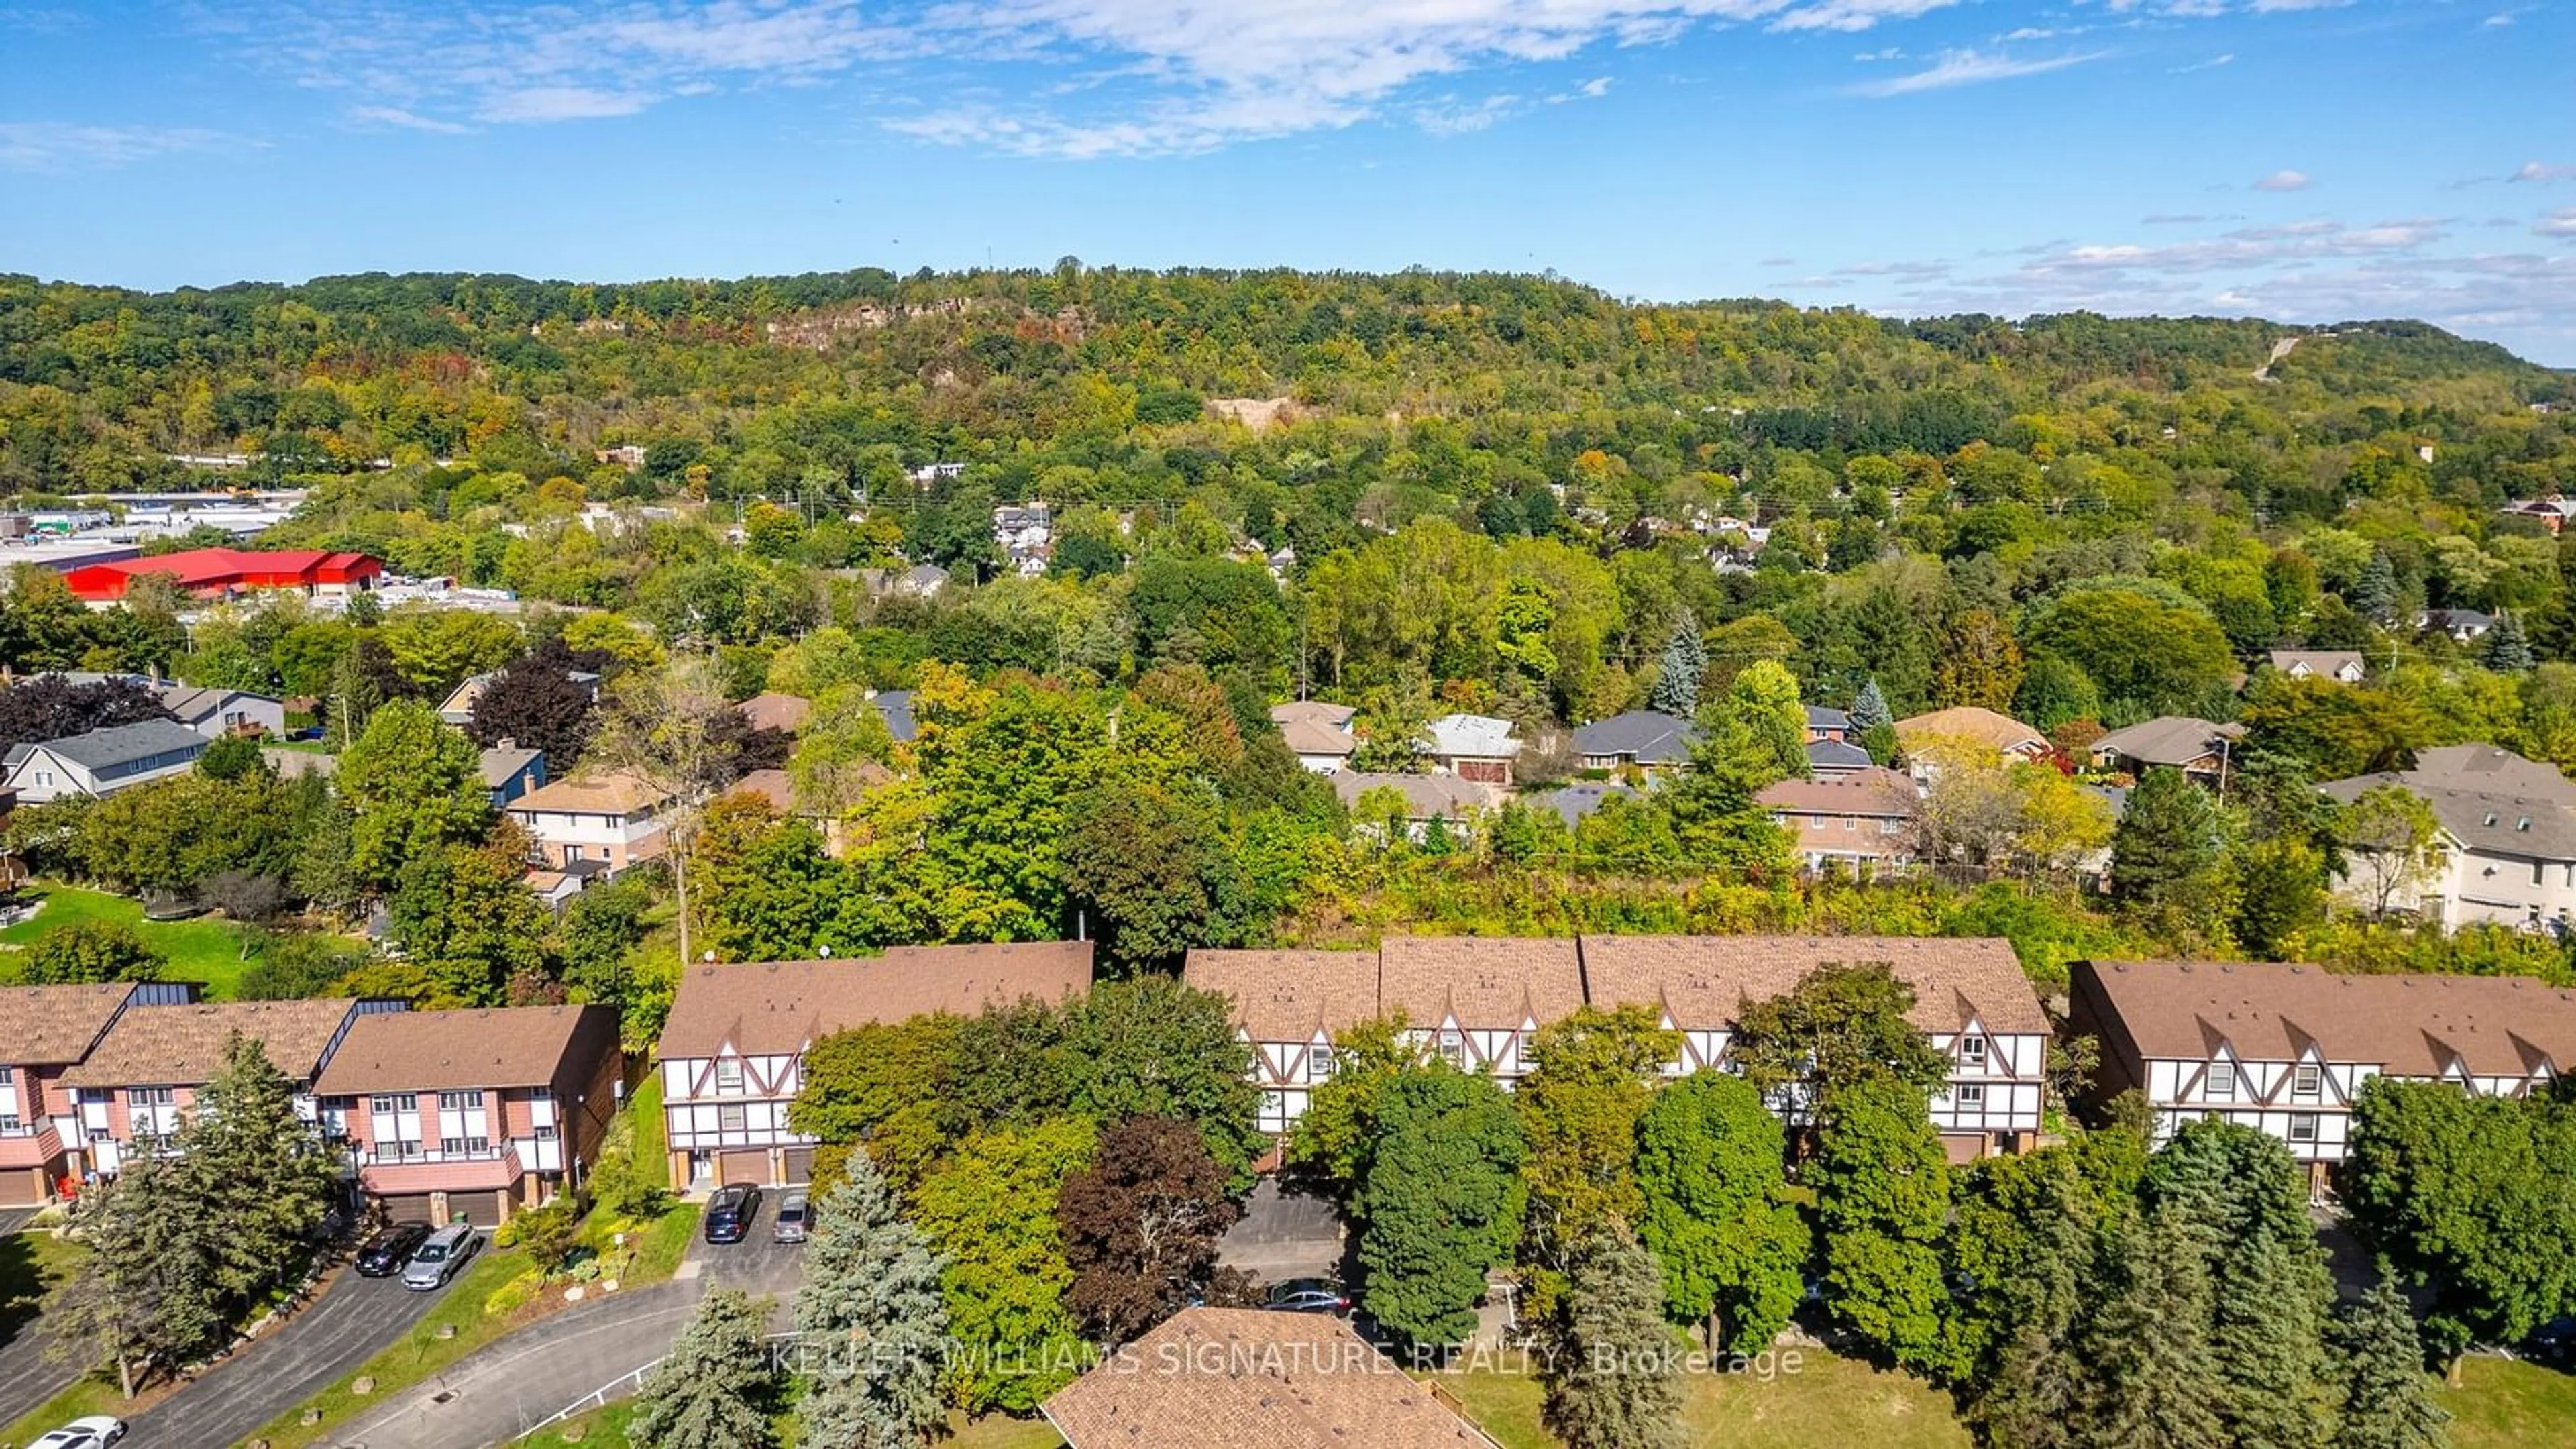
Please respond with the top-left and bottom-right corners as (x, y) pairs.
(400, 1222), (482, 1291)
(354, 1222), (433, 1277)
(1263, 1277), (1351, 1315)
(772, 1189), (809, 1244)
(703, 1183), (763, 1244)
(30, 1415), (127, 1449)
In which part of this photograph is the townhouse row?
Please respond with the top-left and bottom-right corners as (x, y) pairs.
(1184, 935), (2051, 1162)
(0, 983), (621, 1226)
(2070, 958), (2576, 1189)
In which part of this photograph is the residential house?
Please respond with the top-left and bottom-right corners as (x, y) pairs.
(437, 665), (601, 727)
(1041, 1307), (1495, 1449)
(1419, 714), (1520, 785)
(653, 942), (1093, 1189)
(2502, 496), (2576, 533)
(1525, 780), (1636, 828)
(478, 743), (546, 808)
(505, 771), (676, 874)
(154, 684), (284, 740)
(2088, 716), (2245, 786)
(1330, 771), (1491, 843)
(1807, 737), (1874, 780)
(2319, 743), (2576, 931)
(2070, 959), (2576, 1187)
(891, 561), (951, 597)
(735, 692), (812, 735)
(3, 719), (209, 803)
(313, 1004), (621, 1226)
(1757, 768), (1921, 873)
(1377, 936), (1585, 1085)
(994, 504), (1053, 578)
(62, 548), (383, 604)
(1572, 710), (1696, 773)
(1583, 935), (2047, 1160)
(2419, 608), (2496, 642)
(1271, 700), (1358, 774)
(1804, 704), (1852, 743)
(870, 688), (918, 743)
(57, 996), (405, 1178)
(1181, 950), (1382, 1134)
(1895, 706), (2051, 773)
(2269, 650), (2367, 684)
(0, 981), (195, 1204)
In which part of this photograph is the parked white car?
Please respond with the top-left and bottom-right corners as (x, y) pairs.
(31, 1416), (128, 1449)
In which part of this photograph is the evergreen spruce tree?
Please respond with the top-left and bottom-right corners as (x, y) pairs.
(2328, 1279), (2449, 1449)
(179, 1032), (344, 1318)
(633, 1288), (780, 1449)
(1648, 612), (1705, 718)
(44, 1153), (221, 1396)
(2352, 552), (2398, 627)
(1542, 1230), (1687, 1449)
(1849, 677), (1893, 733)
(2080, 1204), (2229, 1449)
(2480, 611), (2534, 672)
(2108, 767), (2233, 940)
(794, 1150), (951, 1449)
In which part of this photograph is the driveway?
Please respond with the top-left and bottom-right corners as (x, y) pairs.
(0, 1223), (73, 1428)
(1218, 1178), (1348, 1283)
(120, 1267), (445, 1448)
(682, 1193), (807, 1305)
(324, 1279), (704, 1449)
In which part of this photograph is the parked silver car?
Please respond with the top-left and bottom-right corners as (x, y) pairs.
(400, 1222), (481, 1291)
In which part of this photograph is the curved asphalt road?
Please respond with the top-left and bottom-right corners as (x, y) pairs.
(0, 1302), (78, 1431)
(119, 1267), (446, 1449)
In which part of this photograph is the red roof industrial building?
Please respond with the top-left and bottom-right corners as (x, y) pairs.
(63, 548), (384, 603)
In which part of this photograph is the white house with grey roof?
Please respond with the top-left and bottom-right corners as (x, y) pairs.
(2320, 744), (2576, 932)
(154, 684), (284, 739)
(1419, 713), (1521, 784)
(3, 719), (209, 802)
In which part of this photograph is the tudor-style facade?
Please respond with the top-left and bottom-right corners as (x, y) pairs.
(1377, 936), (1586, 1086)
(1182, 949), (1383, 1134)
(2070, 959), (2576, 1188)
(0, 981), (197, 1204)
(653, 942), (1093, 1191)
(1580, 934), (2048, 1160)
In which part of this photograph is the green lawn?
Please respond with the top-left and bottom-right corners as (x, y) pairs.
(0, 883), (260, 998)
(0, 1230), (80, 1346)
(1429, 1348), (1970, 1449)
(2438, 1355), (2576, 1449)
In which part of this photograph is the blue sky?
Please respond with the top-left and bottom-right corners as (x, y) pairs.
(5, 1), (2574, 363)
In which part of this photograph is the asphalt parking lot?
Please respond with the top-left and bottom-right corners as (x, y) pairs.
(1218, 1177), (1349, 1283)
(119, 1257), (448, 1448)
(682, 1187), (809, 1305)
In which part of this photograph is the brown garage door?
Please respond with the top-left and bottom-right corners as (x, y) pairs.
(781, 1148), (814, 1186)
(445, 1190), (511, 1229)
(380, 1193), (436, 1224)
(717, 1149), (771, 1187)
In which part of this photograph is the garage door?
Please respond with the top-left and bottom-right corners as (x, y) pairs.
(780, 1148), (814, 1187)
(445, 1190), (511, 1229)
(380, 1193), (436, 1224)
(718, 1150), (771, 1187)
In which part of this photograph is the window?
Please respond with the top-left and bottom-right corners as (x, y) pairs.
(441, 1136), (491, 1156)
(2288, 1113), (2319, 1144)
(0, 1115), (20, 1134)
(391, 1139), (423, 1159)
(2293, 1064), (2322, 1095)
(2204, 1062), (2236, 1097)
(2536, 859), (2547, 887)
(131, 1087), (173, 1106)
(438, 1090), (483, 1111)
(714, 1059), (745, 1093)
(1309, 1046), (1338, 1080)
(1958, 1034), (1988, 1069)
(1955, 1083), (1986, 1108)
(717, 1104), (747, 1133)
(0, 1066), (13, 1085)
(534, 1124), (557, 1141)
(370, 1094), (406, 1115)
(1437, 1029), (1466, 1067)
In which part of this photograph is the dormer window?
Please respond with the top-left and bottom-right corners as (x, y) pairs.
(1958, 1034), (1988, 1069)
(2205, 1062), (2235, 1098)
(1437, 1028), (1466, 1067)
(714, 1058), (745, 1094)
(2293, 1064), (2322, 1095)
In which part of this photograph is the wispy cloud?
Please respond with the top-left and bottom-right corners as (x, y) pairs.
(1847, 48), (2106, 97)
(2538, 209), (2576, 238)
(0, 121), (237, 172)
(2253, 168), (2312, 192)
(2514, 162), (2576, 183)
(347, 105), (471, 134)
(2170, 52), (2234, 72)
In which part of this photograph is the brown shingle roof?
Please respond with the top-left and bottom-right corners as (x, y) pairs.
(1182, 949), (1381, 1042)
(1895, 706), (2047, 753)
(1270, 700), (1358, 759)
(654, 941), (1094, 1059)
(314, 1005), (614, 1095)
(1041, 1308), (1491, 1449)
(509, 771), (672, 816)
(735, 692), (813, 733)
(0, 983), (140, 1067)
(2080, 959), (2576, 1079)
(62, 998), (365, 1087)
(1756, 767), (1919, 816)
(1581, 935), (2047, 1036)
(1379, 936), (1584, 1032)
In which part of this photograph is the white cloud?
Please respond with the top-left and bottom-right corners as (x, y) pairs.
(2253, 168), (2312, 192)
(348, 105), (471, 134)
(1847, 48), (2106, 97)
(1580, 76), (1614, 97)
(2538, 210), (2576, 238)
(2170, 52), (2234, 72)
(0, 121), (235, 171)
(476, 87), (657, 123)
(2512, 162), (2576, 183)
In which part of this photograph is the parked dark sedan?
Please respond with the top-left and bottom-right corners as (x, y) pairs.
(703, 1183), (763, 1244)
(353, 1222), (433, 1277)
